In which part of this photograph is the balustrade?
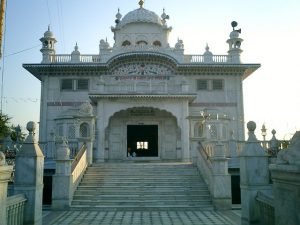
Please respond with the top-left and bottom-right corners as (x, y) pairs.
(71, 144), (87, 192)
(6, 194), (27, 225)
(45, 53), (233, 64)
(184, 54), (229, 63)
(256, 191), (275, 225)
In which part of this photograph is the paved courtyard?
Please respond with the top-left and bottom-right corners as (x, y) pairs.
(43, 210), (241, 225)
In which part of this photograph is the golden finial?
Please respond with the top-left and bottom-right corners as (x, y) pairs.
(139, 0), (144, 8)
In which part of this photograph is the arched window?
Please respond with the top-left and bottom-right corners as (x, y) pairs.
(153, 40), (161, 47)
(80, 123), (89, 138)
(122, 40), (131, 46)
(194, 122), (204, 137)
(136, 40), (148, 45)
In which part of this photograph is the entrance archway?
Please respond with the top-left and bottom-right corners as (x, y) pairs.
(106, 107), (180, 160)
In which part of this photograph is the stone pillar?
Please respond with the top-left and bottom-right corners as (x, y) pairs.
(14, 122), (44, 225)
(228, 131), (240, 168)
(95, 102), (105, 162)
(240, 121), (271, 225)
(52, 138), (73, 209)
(210, 142), (232, 209)
(269, 131), (300, 225)
(0, 152), (13, 225)
(85, 140), (93, 165)
(180, 102), (190, 162)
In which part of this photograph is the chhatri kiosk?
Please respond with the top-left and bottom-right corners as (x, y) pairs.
(23, 1), (260, 164)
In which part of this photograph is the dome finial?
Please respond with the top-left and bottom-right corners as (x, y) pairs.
(139, 0), (144, 8)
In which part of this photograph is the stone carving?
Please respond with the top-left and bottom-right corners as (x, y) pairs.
(0, 151), (6, 166)
(79, 102), (93, 115)
(276, 131), (300, 165)
(175, 39), (184, 50)
(112, 63), (172, 76)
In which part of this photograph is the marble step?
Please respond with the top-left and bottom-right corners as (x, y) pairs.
(73, 194), (210, 201)
(74, 189), (208, 195)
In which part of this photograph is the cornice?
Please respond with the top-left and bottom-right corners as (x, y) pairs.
(89, 93), (197, 103)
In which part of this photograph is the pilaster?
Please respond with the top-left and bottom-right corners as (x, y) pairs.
(0, 152), (13, 225)
(14, 122), (44, 225)
(52, 138), (73, 209)
(240, 121), (271, 225)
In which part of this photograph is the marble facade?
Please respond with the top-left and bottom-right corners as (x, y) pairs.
(23, 3), (260, 163)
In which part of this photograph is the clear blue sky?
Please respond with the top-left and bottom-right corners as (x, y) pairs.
(1, 0), (300, 140)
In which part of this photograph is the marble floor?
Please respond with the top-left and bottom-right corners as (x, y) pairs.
(43, 210), (241, 225)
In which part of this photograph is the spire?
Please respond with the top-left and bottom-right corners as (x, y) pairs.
(115, 8), (122, 24)
(139, 0), (144, 8)
(74, 42), (78, 51)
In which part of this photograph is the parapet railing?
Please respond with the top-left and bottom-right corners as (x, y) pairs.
(200, 138), (290, 160)
(45, 53), (233, 64)
(6, 194), (27, 225)
(39, 141), (79, 160)
(49, 54), (101, 63)
(184, 55), (229, 63)
(256, 191), (275, 225)
(71, 144), (88, 194)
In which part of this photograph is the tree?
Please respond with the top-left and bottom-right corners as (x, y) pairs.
(10, 125), (25, 142)
(0, 112), (10, 140)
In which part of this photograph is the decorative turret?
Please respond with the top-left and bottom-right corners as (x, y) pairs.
(161, 8), (170, 26)
(40, 25), (57, 63)
(227, 21), (243, 63)
(71, 43), (80, 62)
(115, 8), (122, 25)
(203, 44), (213, 63)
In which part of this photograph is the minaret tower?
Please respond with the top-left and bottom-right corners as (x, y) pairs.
(227, 21), (243, 63)
(40, 25), (57, 63)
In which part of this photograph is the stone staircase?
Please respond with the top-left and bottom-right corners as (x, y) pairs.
(71, 162), (213, 211)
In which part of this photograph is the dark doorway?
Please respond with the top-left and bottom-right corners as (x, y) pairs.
(127, 125), (158, 157)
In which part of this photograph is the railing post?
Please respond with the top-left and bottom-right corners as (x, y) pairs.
(52, 137), (73, 209)
(14, 121), (44, 225)
(240, 121), (271, 225)
(0, 152), (13, 225)
(270, 131), (300, 225)
(210, 141), (232, 209)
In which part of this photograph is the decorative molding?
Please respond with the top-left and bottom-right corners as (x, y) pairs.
(47, 102), (90, 106)
(189, 102), (237, 107)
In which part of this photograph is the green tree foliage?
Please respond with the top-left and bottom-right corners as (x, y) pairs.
(10, 125), (25, 142)
(0, 112), (11, 139)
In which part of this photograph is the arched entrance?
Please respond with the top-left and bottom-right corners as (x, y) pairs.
(106, 107), (180, 160)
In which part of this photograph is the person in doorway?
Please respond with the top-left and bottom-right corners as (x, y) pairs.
(127, 147), (132, 157)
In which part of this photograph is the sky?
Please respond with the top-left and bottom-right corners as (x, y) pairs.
(1, 0), (299, 140)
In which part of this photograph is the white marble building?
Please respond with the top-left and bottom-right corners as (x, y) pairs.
(23, 2), (260, 163)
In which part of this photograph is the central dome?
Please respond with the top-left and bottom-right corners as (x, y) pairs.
(119, 7), (163, 28)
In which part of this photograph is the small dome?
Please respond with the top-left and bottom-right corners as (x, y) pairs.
(230, 30), (240, 39)
(119, 7), (162, 28)
(44, 25), (54, 38)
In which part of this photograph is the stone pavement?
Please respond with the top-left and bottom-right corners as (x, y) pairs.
(43, 210), (241, 225)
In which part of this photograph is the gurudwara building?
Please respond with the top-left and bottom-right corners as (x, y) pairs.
(23, 1), (259, 164)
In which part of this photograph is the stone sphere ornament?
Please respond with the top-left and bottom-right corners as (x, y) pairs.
(247, 121), (256, 132)
(27, 121), (37, 133)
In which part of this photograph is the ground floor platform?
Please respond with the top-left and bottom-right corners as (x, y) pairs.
(42, 209), (241, 225)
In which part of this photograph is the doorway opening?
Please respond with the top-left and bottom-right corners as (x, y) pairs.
(127, 125), (158, 157)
